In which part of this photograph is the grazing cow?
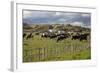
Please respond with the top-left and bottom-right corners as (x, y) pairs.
(41, 32), (49, 38)
(72, 34), (80, 40)
(23, 33), (27, 39)
(72, 33), (89, 41)
(49, 33), (57, 39)
(49, 33), (67, 39)
(26, 33), (33, 40)
(79, 33), (89, 41)
(57, 34), (68, 42)
(41, 32), (56, 38)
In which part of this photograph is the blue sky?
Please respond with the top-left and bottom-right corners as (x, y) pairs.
(23, 10), (91, 27)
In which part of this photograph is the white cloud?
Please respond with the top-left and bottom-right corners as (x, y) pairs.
(23, 11), (32, 18)
(55, 12), (62, 16)
(71, 22), (84, 26)
(23, 11), (55, 19)
(81, 13), (90, 17)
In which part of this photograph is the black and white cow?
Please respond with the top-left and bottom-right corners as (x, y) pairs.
(26, 33), (34, 39)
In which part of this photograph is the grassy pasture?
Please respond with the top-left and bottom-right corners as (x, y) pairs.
(23, 34), (91, 62)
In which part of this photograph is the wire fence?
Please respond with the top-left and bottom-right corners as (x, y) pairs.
(23, 43), (90, 62)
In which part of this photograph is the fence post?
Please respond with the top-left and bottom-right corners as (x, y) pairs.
(38, 48), (41, 61)
(44, 48), (45, 61)
(29, 49), (32, 62)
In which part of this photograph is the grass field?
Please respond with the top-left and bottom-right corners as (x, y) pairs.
(23, 34), (91, 62)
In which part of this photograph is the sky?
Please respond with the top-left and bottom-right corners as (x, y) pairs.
(23, 10), (91, 27)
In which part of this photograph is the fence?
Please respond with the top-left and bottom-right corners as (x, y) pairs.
(23, 44), (90, 62)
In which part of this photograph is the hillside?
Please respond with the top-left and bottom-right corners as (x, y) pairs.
(23, 23), (90, 33)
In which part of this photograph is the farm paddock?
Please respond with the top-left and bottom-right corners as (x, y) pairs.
(23, 25), (91, 62)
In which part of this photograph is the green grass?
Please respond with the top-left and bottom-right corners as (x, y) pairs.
(23, 35), (91, 62)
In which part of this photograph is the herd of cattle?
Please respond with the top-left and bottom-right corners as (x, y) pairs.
(23, 31), (90, 42)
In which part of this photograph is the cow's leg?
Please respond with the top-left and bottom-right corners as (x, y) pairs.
(57, 39), (59, 42)
(79, 38), (82, 41)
